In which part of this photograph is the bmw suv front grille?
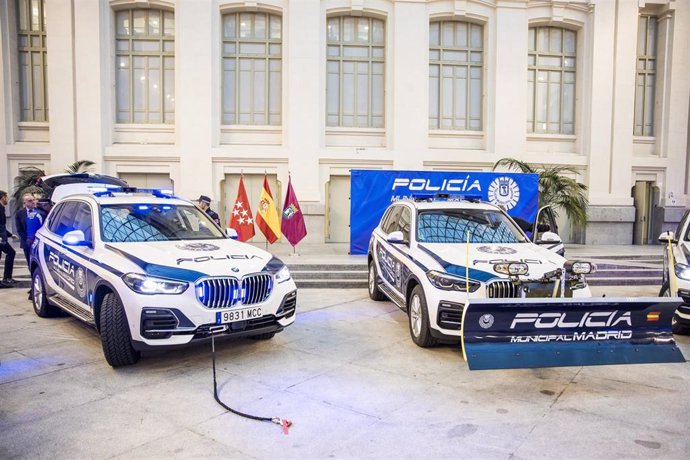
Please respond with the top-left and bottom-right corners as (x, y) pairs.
(486, 280), (520, 298)
(196, 274), (273, 309)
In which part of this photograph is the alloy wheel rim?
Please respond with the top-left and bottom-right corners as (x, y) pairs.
(369, 266), (375, 294)
(410, 295), (422, 337)
(33, 275), (42, 307)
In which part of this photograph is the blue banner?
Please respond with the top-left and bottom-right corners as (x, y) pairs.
(349, 170), (540, 255)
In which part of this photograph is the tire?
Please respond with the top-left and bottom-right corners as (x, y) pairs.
(408, 285), (437, 347)
(99, 292), (140, 367)
(659, 281), (670, 298)
(660, 281), (687, 335)
(250, 332), (276, 340)
(31, 268), (60, 318)
(368, 260), (387, 301)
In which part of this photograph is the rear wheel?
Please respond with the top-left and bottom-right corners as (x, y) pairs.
(100, 292), (140, 367)
(660, 281), (687, 335)
(31, 268), (60, 317)
(408, 285), (436, 347)
(368, 260), (387, 301)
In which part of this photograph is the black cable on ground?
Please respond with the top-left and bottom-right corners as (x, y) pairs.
(210, 330), (292, 434)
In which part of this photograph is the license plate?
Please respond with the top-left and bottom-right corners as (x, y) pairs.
(216, 307), (263, 324)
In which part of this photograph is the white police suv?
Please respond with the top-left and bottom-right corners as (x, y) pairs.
(367, 196), (594, 347)
(30, 187), (297, 366)
(659, 210), (690, 334)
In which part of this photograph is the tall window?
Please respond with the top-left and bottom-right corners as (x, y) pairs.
(115, 9), (175, 124)
(429, 20), (483, 131)
(17, 0), (48, 122)
(222, 12), (282, 125)
(634, 15), (657, 137)
(527, 26), (576, 134)
(326, 16), (384, 128)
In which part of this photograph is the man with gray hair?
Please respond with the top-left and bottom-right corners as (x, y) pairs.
(15, 193), (47, 298)
(0, 190), (17, 287)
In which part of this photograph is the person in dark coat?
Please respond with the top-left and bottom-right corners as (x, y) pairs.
(14, 193), (47, 267)
(197, 195), (221, 226)
(0, 190), (17, 287)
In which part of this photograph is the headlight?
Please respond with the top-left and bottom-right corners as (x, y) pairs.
(264, 256), (291, 283)
(493, 262), (529, 276)
(565, 261), (594, 275)
(122, 273), (188, 295)
(275, 265), (291, 284)
(426, 270), (480, 292)
(675, 263), (690, 281)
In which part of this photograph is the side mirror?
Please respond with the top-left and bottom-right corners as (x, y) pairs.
(62, 230), (88, 246)
(226, 228), (238, 240)
(537, 231), (562, 244)
(386, 231), (405, 244)
(658, 231), (676, 244)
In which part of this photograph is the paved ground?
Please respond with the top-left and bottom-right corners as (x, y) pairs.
(1, 283), (689, 459)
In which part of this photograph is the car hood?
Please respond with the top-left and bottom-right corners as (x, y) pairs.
(105, 239), (275, 281)
(417, 242), (565, 281)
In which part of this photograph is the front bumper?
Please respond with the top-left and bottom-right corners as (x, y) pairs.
(124, 278), (297, 348)
(424, 276), (592, 341)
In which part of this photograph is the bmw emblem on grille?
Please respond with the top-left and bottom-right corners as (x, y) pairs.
(175, 242), (220, 251)
(479, 314), (495, 329)
(477, 245), (517, 254)
(231, 267), (240, 273)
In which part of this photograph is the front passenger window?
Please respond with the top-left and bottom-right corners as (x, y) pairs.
(383, 206), (402, 234)
(73, 203), (94, 244)
(51, 202), (79, 237)
(399, 208), (411, 242)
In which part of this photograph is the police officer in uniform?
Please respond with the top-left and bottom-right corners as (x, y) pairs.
(197, 195), (221, 226)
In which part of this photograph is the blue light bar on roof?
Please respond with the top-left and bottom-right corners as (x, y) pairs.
(91, 187), (176, 199)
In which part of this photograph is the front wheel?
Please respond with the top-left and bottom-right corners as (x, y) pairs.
(368, 260), (387, 301)
(100, 292), (140, 367)
(32, 268), (60, 317)
(408, 285), (436, 347)
(660, 281), (687, 335)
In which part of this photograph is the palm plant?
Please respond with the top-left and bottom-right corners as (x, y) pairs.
(492, 158), (589, 226)
(64, 160), (96, 174)
(12, 166), (46, 203)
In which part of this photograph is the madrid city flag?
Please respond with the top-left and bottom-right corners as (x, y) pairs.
(256, 176), (282, 243)
(281, 176), (307, 246)
(228, 176), (255, 242)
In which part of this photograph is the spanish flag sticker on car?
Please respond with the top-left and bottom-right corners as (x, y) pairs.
(647, 311), (660, 322)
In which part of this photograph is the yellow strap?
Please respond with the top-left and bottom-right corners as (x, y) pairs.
(668, 238), (678, 295)
(465, 230), (470, 293)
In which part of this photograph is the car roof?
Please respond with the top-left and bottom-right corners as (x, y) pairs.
(395, 198), (501, 212)
(61, 193), (192, 207)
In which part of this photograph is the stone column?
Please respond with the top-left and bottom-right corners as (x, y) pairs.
(390, 0), (427, 170)
(492, 0), (528, 157)
(45, 0), (77, 172)
(176, 0), (213, 201)
(73, 0), (106, 169)
(584, 0), (636, 244)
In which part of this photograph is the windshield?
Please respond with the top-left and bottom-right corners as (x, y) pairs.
(100, 204), (225, 242)
(417, 209), (527, 244)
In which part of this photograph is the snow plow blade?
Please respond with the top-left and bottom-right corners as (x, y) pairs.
(462, 297), (685, 370)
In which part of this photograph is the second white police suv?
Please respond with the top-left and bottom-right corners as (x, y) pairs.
(367, 195), (594, 347)
(30, 185), (297, 367)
